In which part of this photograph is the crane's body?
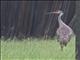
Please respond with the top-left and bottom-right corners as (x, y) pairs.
(56, 20), (73, 50)
(47, 10), (74, 50)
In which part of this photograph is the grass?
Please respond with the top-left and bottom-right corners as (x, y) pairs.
(1, 37), (75, 60)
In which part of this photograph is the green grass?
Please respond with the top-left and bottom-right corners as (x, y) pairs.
(1, 37), (75, 60)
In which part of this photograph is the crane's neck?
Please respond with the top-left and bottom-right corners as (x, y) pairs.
(58, 13), (64, 26)
(58, 12), (73, 35)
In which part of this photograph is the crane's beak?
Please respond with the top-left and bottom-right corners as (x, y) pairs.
(46, 11), (59, 14)
(52, 11), (59, 14)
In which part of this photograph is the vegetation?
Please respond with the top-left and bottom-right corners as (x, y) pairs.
(1, 37), (75, 60)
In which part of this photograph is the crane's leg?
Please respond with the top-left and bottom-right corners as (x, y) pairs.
(64, 43), (67, 46)
(60, 42), (63, 51)
(61, 45), (63, 51)
(63, 41), (67, 46)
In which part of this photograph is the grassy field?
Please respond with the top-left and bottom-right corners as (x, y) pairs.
(1, 37), (75, 60)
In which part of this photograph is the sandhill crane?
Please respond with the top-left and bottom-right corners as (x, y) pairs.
(47, 10), (74, 50)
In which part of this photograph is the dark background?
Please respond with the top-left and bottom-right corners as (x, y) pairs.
(1, 1), (80, 60)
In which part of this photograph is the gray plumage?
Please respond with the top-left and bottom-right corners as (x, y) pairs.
(48, 10), (74, 50)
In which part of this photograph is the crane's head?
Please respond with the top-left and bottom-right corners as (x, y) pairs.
(47, 10), (63, 15)
(46, 10), (64, 19)
(52, 10), (63, 14)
